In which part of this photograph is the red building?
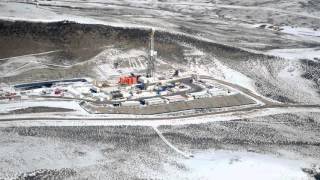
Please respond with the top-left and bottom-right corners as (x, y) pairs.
(119, 76), (138, 85)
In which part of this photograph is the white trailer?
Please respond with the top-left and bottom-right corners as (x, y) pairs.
(121, 101), (141, 107)
(207, 88), (227, 96)
(144, 97), (165, 105)
(165, 95), (186, 103)
(159, 91), (168, 96)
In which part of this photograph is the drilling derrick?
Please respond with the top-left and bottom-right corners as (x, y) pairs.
(147, 28), (156, 77)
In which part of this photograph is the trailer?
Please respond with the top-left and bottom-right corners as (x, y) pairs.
(165, 95), (186, 103)
(189, 91), (211, 99)
(144, 97), (165, 106)
(207, 88), (227, 96)
(121, 101), (141, 107)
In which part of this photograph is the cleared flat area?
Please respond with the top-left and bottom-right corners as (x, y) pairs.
(83, 93), (255, 115)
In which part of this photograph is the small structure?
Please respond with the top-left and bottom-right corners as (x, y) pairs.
(90, 87), (100, 93)
(93, 80), (109, 88)
(138, 76), (155, 84)
(110, 90), (124, 99)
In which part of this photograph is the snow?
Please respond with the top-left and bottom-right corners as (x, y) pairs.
(0, 1), (266, 57)
(180, 47), (258, 97)
(153, 126), (192, 158)
(0, 2), (153, 30)
(172, 150), (309, 180)
(0, 2), (59, 21)
(0, 1), (318, 179)
(212, 59), (256, 93)
(0, 55), (47, 77)
(281, 26), (320, 38)
(277, 61), (319, 103)
(183, 48), (205, 56)
(0, 130), (104, 179)
(280, 26), (320, 43)
(92, 48), (147, 80)
(1, 107), (320, 127)
(266, 48), (320, 61)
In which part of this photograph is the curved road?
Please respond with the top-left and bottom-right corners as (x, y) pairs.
(200, 75), (277, 105)
(0, 104), (320, 122)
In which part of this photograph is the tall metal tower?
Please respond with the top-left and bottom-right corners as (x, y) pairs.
(147, 28), (157, 77)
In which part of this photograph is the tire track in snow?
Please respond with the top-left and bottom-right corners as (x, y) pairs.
(152, 126), (193, 158)
(0, 50), (63, 61)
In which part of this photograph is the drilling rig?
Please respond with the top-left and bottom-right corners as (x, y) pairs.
(146, 28), (157, 77)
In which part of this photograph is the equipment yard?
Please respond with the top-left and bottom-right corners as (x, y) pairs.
(1, 28), (258, 117)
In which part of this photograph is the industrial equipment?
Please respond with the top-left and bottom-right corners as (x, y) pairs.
(147, 28), (157, 77)
(119, 76), (138, 85)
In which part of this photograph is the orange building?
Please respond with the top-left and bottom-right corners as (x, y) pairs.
(119, 76), (138, 85)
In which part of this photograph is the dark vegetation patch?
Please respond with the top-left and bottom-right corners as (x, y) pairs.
(0, 20), (272, 63)
(302, 165), (320, 180)
(16, 168), (76, 180)
(1, 64), (95, 84)
(0, 106), (73, 115)
(5, 126), (158, 151)
(255, 80), (294, 103)
(299, 0), (320, 14)
(301, 59), (320, 94)
(0, 20), (149, 60)
(159, 113), (320, 149)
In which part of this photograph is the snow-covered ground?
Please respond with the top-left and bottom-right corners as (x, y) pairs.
(281, 26), (320, 40)
(173, 150), (310, 180)
(266, 48), (320, 61)
(0, 130), (104, 179)
(0, 55), (48, 77)
(1, 1), (320, 104)
(0, 0), (185, 30)
(93, 48), (148, 80)
(0, 1), (320, 179)
(0, 120), (319, 179)
(1, 106), (320, 127)
(0, 2), (148, 29)
(276, 61), (319, 102)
